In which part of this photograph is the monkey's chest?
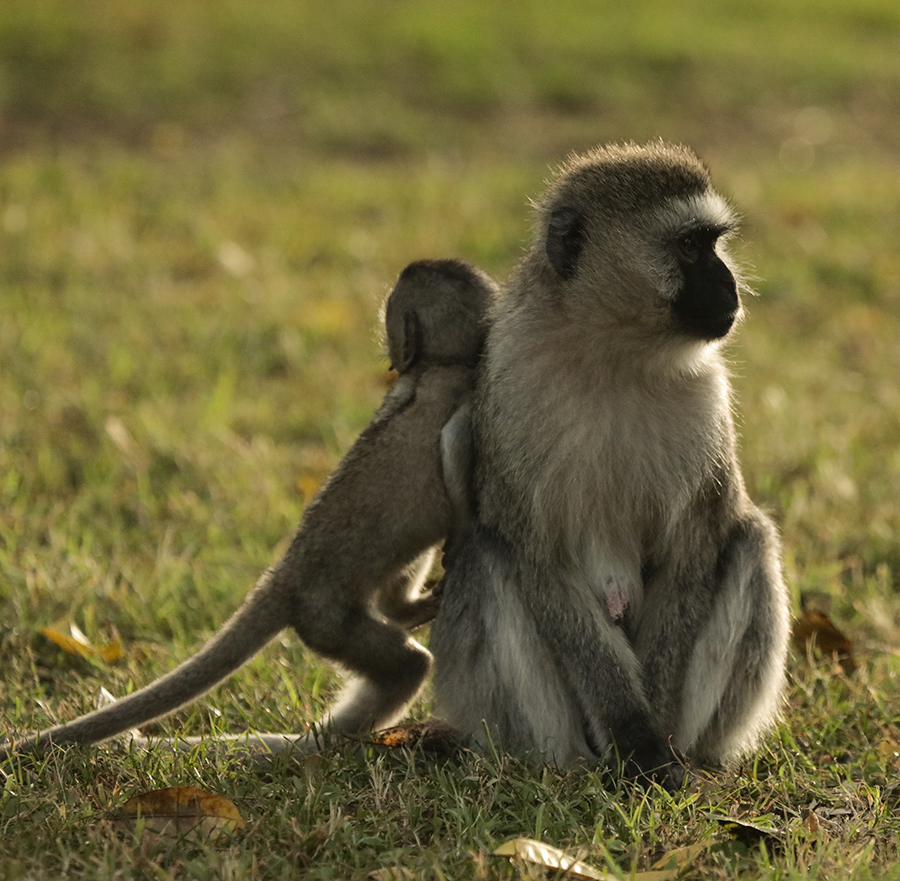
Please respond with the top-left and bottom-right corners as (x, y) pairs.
(529, 418), (708, 612)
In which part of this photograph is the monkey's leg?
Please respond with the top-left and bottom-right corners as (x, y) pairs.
(130, 613), (434, 762)
(674, 519), (789, 764)
(638, 515), (789, 766)
(516, 572), (685, 789)
(300, 608), (433, 739)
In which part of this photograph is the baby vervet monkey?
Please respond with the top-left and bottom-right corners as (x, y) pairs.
(430, 142), (791, 790)
(3, 259), (497, 760)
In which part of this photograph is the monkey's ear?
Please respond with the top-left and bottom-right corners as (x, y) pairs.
(546, 206), (585, 280)
(392, 311), (422, 373)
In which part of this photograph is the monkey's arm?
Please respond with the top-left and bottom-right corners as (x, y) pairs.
(519, 583), (685, 790)
(637, 511), (789, 766)
(440, 400), (475, 530)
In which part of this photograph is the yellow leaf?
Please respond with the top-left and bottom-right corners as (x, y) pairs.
(95, 639), (126, 664)
(651, 841), (714, 871)
(40, 619), (125, 663)
(708, 813), (784, 845)
(369, 869), (416, 881)
(632, 873), (682, 881)
(370, 727), (415, 749)
(112, 786), (245, 844)
(493, 838), (617, 880)
(876, 737), (900, 765)
(494, 837), (710, 880)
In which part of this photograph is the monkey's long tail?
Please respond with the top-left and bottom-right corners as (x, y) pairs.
(6, 572), (287, 755)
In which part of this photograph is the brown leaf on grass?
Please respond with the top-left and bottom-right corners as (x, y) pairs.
(708, 813), (785, 848)
(369, 726), (417, 748)
(112, 786), (245, 844)
(791, 608), (856, 673)
(650, 841), (715, 870)
(368, 721), (460, 755)
(493, 838), (712, 880)
(40, 619), (125, 664)
(876, 735), (900, 768)
(369, 869), (417, 881)
(493, 838), (617, 880)
(803, 810), (820, 835)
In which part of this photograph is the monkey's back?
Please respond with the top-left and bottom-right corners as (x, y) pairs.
(278, 364), (474, 621)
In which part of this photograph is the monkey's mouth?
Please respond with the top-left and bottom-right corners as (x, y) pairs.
(673, 304), (739, 341)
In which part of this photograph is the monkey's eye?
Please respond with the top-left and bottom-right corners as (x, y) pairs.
(675, 229), (717, 264)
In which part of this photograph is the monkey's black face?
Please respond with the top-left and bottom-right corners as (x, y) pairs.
(670, 228), (739, 340)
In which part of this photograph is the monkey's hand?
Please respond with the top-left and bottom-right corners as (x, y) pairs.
(609, 718), (686, 792)
(385, 584), (441, 630)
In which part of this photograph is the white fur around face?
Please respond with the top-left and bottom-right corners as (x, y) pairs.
(637, 189), (739, 303)
(657, 190), (736, 239)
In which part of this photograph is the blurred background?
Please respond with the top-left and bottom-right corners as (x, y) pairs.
(2, 0), (900, 670)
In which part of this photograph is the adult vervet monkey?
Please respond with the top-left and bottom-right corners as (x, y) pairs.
(430, 143), (791, 790)
(3, 259), (497, 759)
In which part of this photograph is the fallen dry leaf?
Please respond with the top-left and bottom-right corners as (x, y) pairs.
(876, 736), (900, 767)
(651, 840), (714, 870)
(492, 838), (701, 881)
(369, 868), (417, 881)
(40, 619), (125, 664)
(112, 786), (245, 844)
(368, 721), (459, 755)
(792, 608), (856, 673)
(493, 838), (616, 880)
(369, 726), (418, 749)
(708, 813), (785, 847)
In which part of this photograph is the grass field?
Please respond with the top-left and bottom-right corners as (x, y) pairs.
(3, 0), (900, 878)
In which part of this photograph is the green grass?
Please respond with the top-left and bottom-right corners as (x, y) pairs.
(3, 0), (900, 877)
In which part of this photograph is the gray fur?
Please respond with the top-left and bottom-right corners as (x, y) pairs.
(430, 143), (791, 789)
(3, 259), (497, 759)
